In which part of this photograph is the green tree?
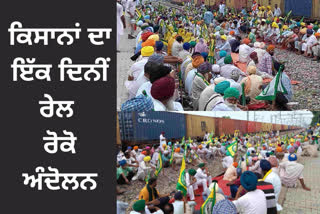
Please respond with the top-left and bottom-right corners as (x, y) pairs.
(222, 116), (231, 119)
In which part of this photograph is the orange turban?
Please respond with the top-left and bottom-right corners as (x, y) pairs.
(267, 45), (275, 52)
(315, 33), (320, 37)
(198, 145), (203, 149)
(142, 151), (147, 155)
(233, 162), (238, 167)
(276, 147), (282, 152)
(175, 148), (181, 153)
(133, 146), (139, 150)
(192, 55), (204, 68)
(142, 39), (155, 47)
(230, 31), (235, 35)
(243, 38), (250, 45)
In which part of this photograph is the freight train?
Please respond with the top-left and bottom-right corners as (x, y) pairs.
(117, 112), (302, 144)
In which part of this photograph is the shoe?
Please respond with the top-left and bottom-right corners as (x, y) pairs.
(128, 34), (135, 39)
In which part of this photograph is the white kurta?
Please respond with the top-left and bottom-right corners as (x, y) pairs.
(117, 3), (124, 38)
(195, 168), (212, 192)
(233, 189), (267, 214)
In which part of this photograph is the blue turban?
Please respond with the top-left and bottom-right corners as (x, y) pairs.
(144, 15), (150, 20)
(215, 81), (230, 94)
(183, 42), (191, 50)
(260, 159), (271, 171)
(215, 26), (221, 31)
(119, 160), (127, 166)
(219, 50), (227, 58)
(127, 146), (132, 150)
(155, 41), (164, 51)
(297, 22), (301, 27)
(145, 26), (154, 33)
(307, 29), (313, 35)
(121, 94), (154, 112)
(201, 52), (208, 61)
(168, 142), (172, 146)
(288, 154), (297, 161)
(288, 146), (295, 154)
(197, 62), (212, 74)
(240, 171), (257, 191)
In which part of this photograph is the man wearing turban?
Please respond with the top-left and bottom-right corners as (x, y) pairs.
(190, 62), (212, 110)
(279, 154), (311, 191)
(125, 46), (154, 93)
(260, 159), (283, 211)
(185, 54), (205, 94)
(240, 66), (263, 100)
(311, 33), (320, 62)
(117, 159), (135, 185)
(171, 36), (184, 57)
(178, 42), (192, 61)
(186, 169), (198, 200)
(221, 87), (242, 111)
(232, 171), (267, 213)
(216, 36), (232, 60)
(217, 50), (227, 66)
(132, 155), (155, 181)
(258, 45), (275, 76)
(239, 38), (253, 63)
(195, 163), (212, 193)
(138, 177), (172, 207)
(304, 29), (318, 57)
(220, 55), (247, 81)
(151, 76), (177, 111)
(265, 22), (280, 44)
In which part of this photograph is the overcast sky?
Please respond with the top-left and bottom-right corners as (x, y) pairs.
(175, 111), (314, 127)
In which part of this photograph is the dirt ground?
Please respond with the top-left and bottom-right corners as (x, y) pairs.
(117, 156), (225, 212)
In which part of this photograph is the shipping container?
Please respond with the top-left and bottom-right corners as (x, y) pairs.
(255, 122), (262, 132)
(205, 0), (216, 7)
(118, 112), (186, 142)
(272, 124), (277, 131)
(233, 120), (242, 132)
(217, 118), (236, 136)
(276, 124), (281, 130)
(285, 0), (312, 17)
(313, 0), (320, 18)
(185, 114), (215, 138)
(248, 121), (256, 133)
(240, 120), (248, 134)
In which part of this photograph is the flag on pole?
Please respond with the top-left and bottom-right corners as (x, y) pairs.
(154, 151), (163, 177)
(169, 145), (175, 165)
(145, 170), (151, 184)
(226, 141), (237, 157)
(135, 8), (143, 22)
(200, 183), (216, 214)
(255, 65), (286, 101)
(176, 156), (187, 196)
